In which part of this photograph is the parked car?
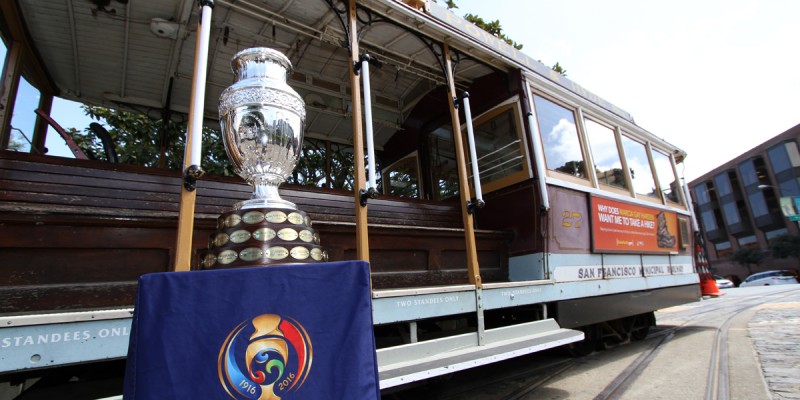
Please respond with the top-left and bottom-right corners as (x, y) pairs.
(739, 270), (799, 287)
(713, 275), (735, 289)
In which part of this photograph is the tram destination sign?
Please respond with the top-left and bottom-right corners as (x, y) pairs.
(591, 197), (679, 254)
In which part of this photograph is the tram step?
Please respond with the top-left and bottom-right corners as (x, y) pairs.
(377, 318), (583, 389)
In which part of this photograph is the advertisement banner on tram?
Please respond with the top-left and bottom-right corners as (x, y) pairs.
(591, 196), (679, 254)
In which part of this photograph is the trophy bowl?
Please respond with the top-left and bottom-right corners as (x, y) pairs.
(219, 47), (306, 210)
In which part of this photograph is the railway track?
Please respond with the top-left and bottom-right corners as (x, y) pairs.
(382, 287), (800, 400)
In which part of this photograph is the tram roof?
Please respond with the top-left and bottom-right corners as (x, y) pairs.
(5, 0), (685, 158)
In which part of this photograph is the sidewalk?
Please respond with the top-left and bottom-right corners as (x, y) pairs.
(748, 298), (800, 400)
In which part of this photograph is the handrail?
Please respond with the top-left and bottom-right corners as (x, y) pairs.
(462, 92), (484, 212)
(526, 111), (551, 212)
(359, 53), (378, 205)
(34, 109), (89, 160)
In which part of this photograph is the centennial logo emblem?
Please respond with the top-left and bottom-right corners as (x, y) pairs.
(218, 314), (313, 399)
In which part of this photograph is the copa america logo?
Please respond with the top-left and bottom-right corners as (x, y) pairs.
(218, 314), (313, 399)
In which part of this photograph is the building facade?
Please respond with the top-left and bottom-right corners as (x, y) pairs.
(688, 123), (800, 283)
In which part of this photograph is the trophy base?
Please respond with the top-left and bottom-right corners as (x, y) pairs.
(234, 197), (297, 210)
(199, 207), (328, 269)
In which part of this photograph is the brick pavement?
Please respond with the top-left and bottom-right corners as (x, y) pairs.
(748, 300), (800, 400)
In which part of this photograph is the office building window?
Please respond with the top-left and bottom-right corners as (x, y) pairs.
(738, 159), (758, 186)
(737, 235), (758, 249)
(765, 228), (789, 242)
(714, 172), (732, 197)
(701, 210), (718, 230)
(722, 202), (741, 225)
(767, 141), (800, 174)
(748, 192), (769, 217)
(694, 183), (711, 205)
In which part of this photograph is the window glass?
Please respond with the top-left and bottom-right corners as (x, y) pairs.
(0, 37), (7, 73)
(722, 202), (740, 224)
(532, 95), (588, 179)
(382, 153), (420, 198)
(328, 141), (355, 191)
(767, 143), (793, 174)
(7, 76), (41, 152)
(738, 160), (758, 186)
(429, 123), (459, 200)
(469, 106), (526, 189)
(620, 135), (657, 198)
(714, 241), (732, 250)
(701, 210), (718, 230)
(714, 172), (732, 197)
(785, 142), (800, 167)
(290, 137), (328, 188)
(778, 179), (800, 198)
(748, 192), (769, 217)
(738, 235), (757, 246)
(585, 118), (626, 190)
(765, 228), (789, 241)
(653, 149), (681, 203)
(694, 183), (711, 205)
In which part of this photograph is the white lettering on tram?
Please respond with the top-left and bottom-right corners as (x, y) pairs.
(396, 295), (461, 308)
(1, 327), (130, 348)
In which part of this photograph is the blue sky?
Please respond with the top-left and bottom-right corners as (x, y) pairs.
(456, 0), (800, 181)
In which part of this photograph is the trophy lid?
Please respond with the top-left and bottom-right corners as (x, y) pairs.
(231, 47), (293, 81)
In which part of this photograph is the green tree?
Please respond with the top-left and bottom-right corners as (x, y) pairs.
(770, 234), (800, 267)
(463, 13), (523, 50)
(731, 248), (765, 275)
(72, 105), (233, 177)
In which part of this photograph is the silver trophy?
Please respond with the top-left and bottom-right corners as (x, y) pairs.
(219, 47), (306, 210)
(201, 48), (325, 269)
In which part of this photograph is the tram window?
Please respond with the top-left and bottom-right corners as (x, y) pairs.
(652, 149), (682, 204)
(469, 103), (528, 192)
(7, 76), (40, 153)
(382, 152), (421, 198)
(584, 118), (627, 191)
(0, 37), (6, 78)
(328, 141), (356, 191)
(532, 94), (588, 181)
(290, 137), (328, 188)
(620, 134), (658, 199)
(429, 123), (459, 200)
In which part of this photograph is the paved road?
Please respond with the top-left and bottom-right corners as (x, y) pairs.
(383, 285), (800, 400)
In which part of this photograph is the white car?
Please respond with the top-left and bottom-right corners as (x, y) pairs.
(739, 270), (799, 287)
(713, 275), (735, 289)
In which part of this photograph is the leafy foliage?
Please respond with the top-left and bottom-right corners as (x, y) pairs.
(463, 13), (523, 50)
(731, 248), (765, 275)
(551, 62), (568, 76)
(770, 234), (800, 265)
(72, 105), (234, 177)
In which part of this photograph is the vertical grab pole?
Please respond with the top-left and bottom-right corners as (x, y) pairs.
(174, 0), (213, 271)
(360, 54), (378, 202)
(443, 43), (481, 288)
(347, 0), (370, 262)
(461, 93), (484, 212)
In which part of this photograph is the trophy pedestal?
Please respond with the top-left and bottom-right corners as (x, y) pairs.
(200, 207), (327, 269)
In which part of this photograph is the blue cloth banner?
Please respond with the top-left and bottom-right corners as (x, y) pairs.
(123, 261), (380, 399)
